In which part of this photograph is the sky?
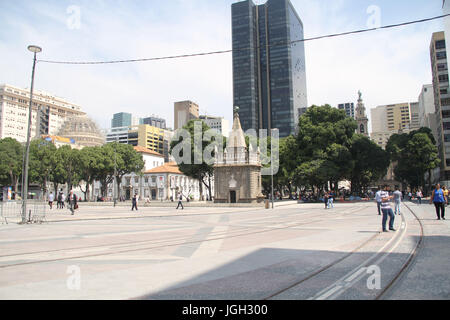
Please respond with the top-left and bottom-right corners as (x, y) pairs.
(0, 0), (446, 133)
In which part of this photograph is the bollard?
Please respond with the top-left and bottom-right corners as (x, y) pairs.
(28, 209), (32, 223)
(265, 200), (270, 209)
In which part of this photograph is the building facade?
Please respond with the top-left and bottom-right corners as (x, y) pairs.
(199, 115), (230, 137)
(232, 0), (307, 138)
(141, 116), (166, 129)
(338, 103), (355, 119)
(174, 101), (199, 130)
(106, 124), (173, 162)
(0, 84), (85, 143)
(430, 31), (450, 183)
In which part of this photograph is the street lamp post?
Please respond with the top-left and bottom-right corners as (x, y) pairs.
(271, 130), (274, 209)
(21, 45), (42, 224)
(113, 137), (118, 207)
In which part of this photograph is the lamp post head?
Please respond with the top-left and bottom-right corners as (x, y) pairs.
(27, 45), (42, 53)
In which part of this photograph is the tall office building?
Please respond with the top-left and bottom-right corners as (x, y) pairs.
(370, 102), (415, 149)
(141, 116), (166, 129)
(174, 101), (199, 130)
(338, 103), (355, 119)
(111, 112), (132, 128)
(0, 84), (85, 143)
(430, 31), (450, 182)
(231, 0), (307, 138)
(418, 84), (436, 127)
(409, 102), (420, 130)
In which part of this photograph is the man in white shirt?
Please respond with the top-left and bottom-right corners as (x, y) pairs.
(375, 188), (383, 216)
(48, 192), (54, 210)
(381, 185), (396, 232)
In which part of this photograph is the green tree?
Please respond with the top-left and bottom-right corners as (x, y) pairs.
(51, 145), (80, 191)
(294, 105), (356, 192)
(170, 120), (223, 201)
(349, 134), (390, 194)
(0, 138), (23, 198)
(106, 143), (145, 198)
(78, 146), (102, 201)
(29, 139), (57, 198)
(386, 128), (439, 191)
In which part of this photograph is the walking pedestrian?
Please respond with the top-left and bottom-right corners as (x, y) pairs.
(416, 190), (423, 205)
(375, 187), (383, 216)
(327, 191), (334, 209)
(176, 193), (184, 210)
(48, 192), (54, 210)
(380, 185), (396, 232)
(408, 191), (412, 201)
(57, 192), (62, 209)
(393, 188), (402, 215)
(131, 193), (138, 211)
(61, 193), (66, 209)
(67, 190), (77, 215)
(430, 184), (446, 220)
(323, 192), (329, 209)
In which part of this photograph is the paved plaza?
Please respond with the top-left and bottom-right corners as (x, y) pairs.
(0, 201), (449, 300)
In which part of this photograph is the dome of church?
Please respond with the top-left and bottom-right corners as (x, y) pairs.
(57, 115), (105, 147)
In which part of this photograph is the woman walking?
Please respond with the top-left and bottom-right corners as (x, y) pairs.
(416, 190), (423, 205)
(430, 184), (446, 220)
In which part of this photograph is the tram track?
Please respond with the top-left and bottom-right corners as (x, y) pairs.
(261, 201), (424, 300)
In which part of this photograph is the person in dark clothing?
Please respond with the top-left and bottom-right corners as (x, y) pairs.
(67, 191), (78, 215)
(131, 194), (138, 211)
(323, 193), (329, 209)
(176, 194), (184, 210)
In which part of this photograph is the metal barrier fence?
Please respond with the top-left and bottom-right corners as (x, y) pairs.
(0, 201), (47, 225)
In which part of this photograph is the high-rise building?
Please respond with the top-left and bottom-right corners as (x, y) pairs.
(141, 116), (166, 129)
(174, 101), (199, 130)
(111, 112), (132, 128)
(231, 0), (307, 138)
(0, 84), (85, 143)
(338, 103), (355, 119)
(370, 102), (417, 149)
(106, 124), (174, 163)
(418, 84), (435, 126)
(199, 115), (230, 137)
(409, 102), (420, 130)
(430, 31), (450, 182)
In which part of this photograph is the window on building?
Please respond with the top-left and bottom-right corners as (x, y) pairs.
(437, 51), (447, 60)
(439, 74), (449, 83)
(134, 177), (139, 184)
(436, 40), (446, 50)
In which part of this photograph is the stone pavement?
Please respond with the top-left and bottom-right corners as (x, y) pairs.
(0, 201), (448, 300)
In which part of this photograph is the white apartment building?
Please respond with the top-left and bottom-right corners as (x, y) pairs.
(199, 116), (230, 137)
(0, 84), (85, 143)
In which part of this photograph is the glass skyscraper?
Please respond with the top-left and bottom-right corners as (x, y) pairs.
(232, 0), (307, 138)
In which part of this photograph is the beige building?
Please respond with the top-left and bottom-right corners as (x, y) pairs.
(0, 84), (85, 143)
(430, 31), (450, 183)
(57, 114), (105, 147)
(174, 100), (199, 130)
(370, 102), (418, 149)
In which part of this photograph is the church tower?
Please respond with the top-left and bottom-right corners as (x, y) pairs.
(355, 91), (369, 137)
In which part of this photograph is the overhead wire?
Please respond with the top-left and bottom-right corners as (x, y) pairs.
(37, 13), (450, 65)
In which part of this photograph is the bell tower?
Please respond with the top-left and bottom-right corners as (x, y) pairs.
(355, 91), (369, 137)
